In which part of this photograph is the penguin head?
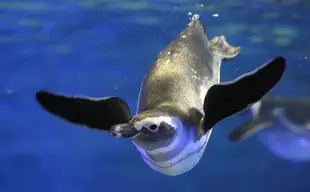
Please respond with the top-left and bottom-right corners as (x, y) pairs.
(128, 109), (208, 176)
(110, 108), (207, 176)
(109, 109), (182, 140)
(272, 107), (310, 134)
(273, 111), (310, 136)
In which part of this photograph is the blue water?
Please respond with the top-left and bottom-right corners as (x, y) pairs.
(1, 0), (310, 191)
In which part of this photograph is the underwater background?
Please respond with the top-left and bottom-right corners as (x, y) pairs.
(1, 0), (310, 191)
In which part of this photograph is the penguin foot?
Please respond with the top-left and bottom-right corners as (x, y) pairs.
(209, 35), (240, 60)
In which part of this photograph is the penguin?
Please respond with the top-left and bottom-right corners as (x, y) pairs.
(35, 14), (286, 176)
(229, 95), (310, 162)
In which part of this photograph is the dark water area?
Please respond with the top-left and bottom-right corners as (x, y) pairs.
(1, 0), (310, 191)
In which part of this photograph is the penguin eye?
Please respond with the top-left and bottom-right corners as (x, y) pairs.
(149, 124), (158, 131)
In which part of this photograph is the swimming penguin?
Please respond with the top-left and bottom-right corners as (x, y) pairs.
(35, 14), (286, 176)
(229, 96), (310, 162)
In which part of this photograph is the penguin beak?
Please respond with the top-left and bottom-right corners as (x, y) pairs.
(109, 123), (139, 138)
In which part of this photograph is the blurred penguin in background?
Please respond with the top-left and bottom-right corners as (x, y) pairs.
(229, 95), (310, 162)
(273, 0), (305, 5)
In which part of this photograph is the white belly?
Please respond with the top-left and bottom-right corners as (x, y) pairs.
(134, 128), (213, 176)
(258, 122), (310, 162)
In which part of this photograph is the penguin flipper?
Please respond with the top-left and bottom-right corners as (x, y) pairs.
(35, 91), (132, 130)
(228, 118), (275, 141)
(202, 56), (286, 131)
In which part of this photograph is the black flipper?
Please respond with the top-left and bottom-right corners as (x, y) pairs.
(202, 56), (286, 131)
(35, 91), (132, 130)
(228, 118), (275, 141)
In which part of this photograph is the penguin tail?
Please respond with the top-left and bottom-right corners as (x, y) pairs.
(209, 35), (240, 61)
